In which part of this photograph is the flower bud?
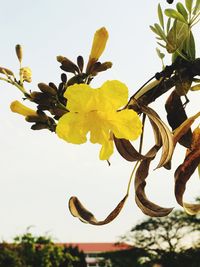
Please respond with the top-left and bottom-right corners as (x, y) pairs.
(10, 100), (37, 116)
(15, 44), (23, 63)
(89, 27), (108, 61)
(0, 67), (14, 76)
(20, 67), (32, 83)
(86, 27), (109, 73)
(38, 83), (57, 95)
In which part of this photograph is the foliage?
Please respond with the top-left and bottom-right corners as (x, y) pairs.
(121, 209), (200, 266)
(0, 232), (86, 267)
(0, 0), (200, 224)
(100, 247), (149, 267)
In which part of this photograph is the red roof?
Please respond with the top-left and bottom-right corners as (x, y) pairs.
(62, 243), (132, 253)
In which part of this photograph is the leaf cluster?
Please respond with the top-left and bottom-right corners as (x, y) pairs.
(0, 232), (86, 267)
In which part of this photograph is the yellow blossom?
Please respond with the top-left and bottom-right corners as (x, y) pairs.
(56, 80), (142, 160)
(89, 27), (108, 61)
(86, 27), (109, 72)
(20, 67), (32, 83)
(10, 100), (37, 116)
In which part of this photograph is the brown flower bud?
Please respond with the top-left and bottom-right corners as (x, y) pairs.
(0, 67), (14, 76)
(38, 83), (57, 95)
(77, 56), (84, 72)
(15, 44), (23, 63)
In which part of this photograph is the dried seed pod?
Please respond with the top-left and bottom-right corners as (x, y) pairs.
(165, 90), (192, 148)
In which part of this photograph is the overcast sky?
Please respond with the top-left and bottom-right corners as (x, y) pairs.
(0, 0), (199, 243)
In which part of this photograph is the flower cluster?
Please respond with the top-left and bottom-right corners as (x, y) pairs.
(0, 0), (200, 225)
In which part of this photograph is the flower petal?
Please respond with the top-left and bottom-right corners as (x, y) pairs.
(97, 80), (128, 111)
(64, 84), (96, 113)
(109, 109), (142, 140)
(100, 140), (114, 160)
(56, 113), (88, 144)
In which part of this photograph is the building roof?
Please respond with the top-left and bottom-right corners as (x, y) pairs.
(62, 243), (133, 253)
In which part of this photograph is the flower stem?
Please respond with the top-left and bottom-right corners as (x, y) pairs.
(126, 161), (140, 196)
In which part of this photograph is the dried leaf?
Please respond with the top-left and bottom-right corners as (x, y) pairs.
(69, 195), (128, 225)
(175, 127), (200, 210)
(173, 111), (200, 146)
(142, 106), (174, 168)
(183, 202), (200, 215)
(113, 137), (149, 162)
(135, 146), (173, 217)
(165, 90), (192, 148)
(191, 84), (200, 91)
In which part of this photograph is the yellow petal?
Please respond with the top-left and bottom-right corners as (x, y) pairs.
(109, 109), (142, 140)
(96, 80), (128, 111)
(99, 140), (114, 160)
(56, 112), (88, 144)
(65, 84), (97, 113)
(10, 100), (37, 116)
(20, 67), (32, 83)
(89, 27), (109, 61)
(89, 113), (110, 144)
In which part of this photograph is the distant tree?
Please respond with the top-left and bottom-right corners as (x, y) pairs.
(0, 242), (22, 267)
(100, 247), (149, 267)
(0, 232), (86, 267)
(121, 210), (200, 266)
(122, 210), (200, 254)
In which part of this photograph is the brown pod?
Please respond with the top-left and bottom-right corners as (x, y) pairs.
(165, 90), (192, 148)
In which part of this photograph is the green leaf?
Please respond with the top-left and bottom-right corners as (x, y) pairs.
(193, 0), (200, 14)
(150, 25), (159, 35)
(185, 0), (193, 14)
(157, 42), (166, 48)
(167, 17), (172, 33)
(154, 23), (167, 41)
(156, 48), (165, 59)
(166, 21), (189, 53)
(165, 8), (187, 23)
(198, 164), (200, 177)
(187, 31), (196, 60)
(158, 4), (164, 29)
(176, 2), (188, 21)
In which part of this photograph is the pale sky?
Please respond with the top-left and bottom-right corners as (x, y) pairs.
(0, 0), (199, 243)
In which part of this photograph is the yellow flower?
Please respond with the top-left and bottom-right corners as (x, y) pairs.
(86, 27), (109, 72)
(20, 67), (32, 83)
(89, 27), (108, 61)
(56, 80), (142, 160)
(10, 100), (37, 116)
